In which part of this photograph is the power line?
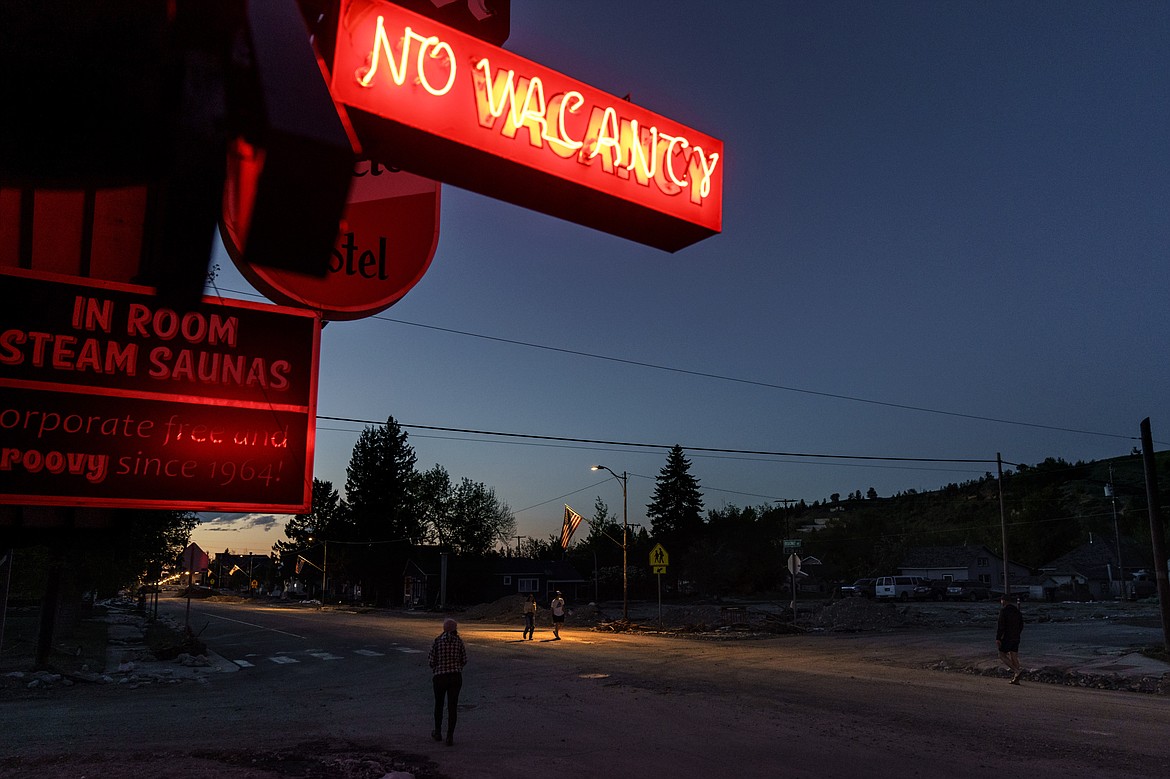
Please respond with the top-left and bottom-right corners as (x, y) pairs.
(374, 315), (1144, 444)
(320, 425), (991, 477)
(214, 284), (1153, 445)
(317, 414), (1007, 466)
(318, 416), (1001, 516)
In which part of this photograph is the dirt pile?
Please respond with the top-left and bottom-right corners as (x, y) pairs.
(462, 594), (527, 623)
(814, 598), (942, 632)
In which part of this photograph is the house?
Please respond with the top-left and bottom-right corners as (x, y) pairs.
(493, 558), (586, 603)
(1037, 537), (1152, 601)
(402, 546), (454, 608)
(403, 558), (437, 608)
(897, 544), (1029, 590)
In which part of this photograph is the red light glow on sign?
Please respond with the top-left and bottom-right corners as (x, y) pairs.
(0, 268), (319, 513)
(222, 154), (441, 321)
(331, 0), (723, 252)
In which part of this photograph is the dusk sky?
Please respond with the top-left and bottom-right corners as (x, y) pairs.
(192, 0), (1169, 556)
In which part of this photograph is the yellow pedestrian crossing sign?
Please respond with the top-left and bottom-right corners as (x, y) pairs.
(649, 543), (669, 567)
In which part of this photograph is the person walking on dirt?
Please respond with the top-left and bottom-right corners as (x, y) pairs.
(522, 593), (537, 640)
(996, 596), (1025, 684)
(550, 591), (566, 640)
(428, 618), (467, 745)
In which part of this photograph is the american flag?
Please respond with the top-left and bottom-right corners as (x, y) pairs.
(560, 505), (583, 549)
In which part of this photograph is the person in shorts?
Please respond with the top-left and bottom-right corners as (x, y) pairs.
(550, 591), (565, 640)
(522, 593), (537, 640)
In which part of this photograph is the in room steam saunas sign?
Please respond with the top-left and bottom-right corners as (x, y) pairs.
(0, 268), (319, 513)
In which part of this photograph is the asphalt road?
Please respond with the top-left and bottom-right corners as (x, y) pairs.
(5, 599), (1170, 778)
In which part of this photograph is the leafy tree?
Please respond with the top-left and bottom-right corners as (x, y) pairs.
(415, 465), (516, 555)
(76, 509), (198, 595)
(273, 479), (344, 585)
(582, 496), (621, 550)
(521, 535), (557, 560)
(275, 479), (344, 552)
(344, 416), (422, 543)
(447, 477), (516, 555)
(417, 465), (455, 545)
(646, 445), (704, 547)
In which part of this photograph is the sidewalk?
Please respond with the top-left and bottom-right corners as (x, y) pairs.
(1, 602), (238, 692)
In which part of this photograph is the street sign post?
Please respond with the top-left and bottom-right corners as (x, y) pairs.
(787, 553), (801, 626)
(650, 543), (669, 621)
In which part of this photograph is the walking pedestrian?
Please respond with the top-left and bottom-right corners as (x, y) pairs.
(428, 618), (467, 745)
(996, 595), (1024, 684)
(522, 593), (537, 640)
(550, 590), (565, 640)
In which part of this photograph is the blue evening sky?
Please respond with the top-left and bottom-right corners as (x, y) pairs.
(192, 0), (1170, 556)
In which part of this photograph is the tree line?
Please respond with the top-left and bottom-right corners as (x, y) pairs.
(11, 417), (1165, 609)
(266, 429), (1170, 603)
(272, 417), (516, 604)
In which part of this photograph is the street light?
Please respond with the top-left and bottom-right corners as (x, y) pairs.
(306, 535), (327, 608)
(592, 465), (629, 621)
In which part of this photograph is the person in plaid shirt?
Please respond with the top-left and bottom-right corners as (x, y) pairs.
(428, 618), (467, 746)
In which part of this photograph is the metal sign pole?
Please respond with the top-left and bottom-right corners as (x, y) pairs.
(791, 563), (796, 627)
(787, 552), (801, 627)
(658, 572), (662, 623)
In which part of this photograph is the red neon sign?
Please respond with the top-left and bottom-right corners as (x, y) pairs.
(331, 0), (723, 252)
(0, 268), (319, 513)
(222, 154), (441, 321)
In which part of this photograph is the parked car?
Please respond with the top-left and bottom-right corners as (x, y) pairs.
(839, 578), (876, 598)
(875, 575), (919, 600)
(945, 580), (992, 601)
(912, 579), (947, 601)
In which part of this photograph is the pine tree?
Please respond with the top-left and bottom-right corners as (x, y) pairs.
(275, 478), (344, 552)
(645, 445), (704, 547)
(343, 416), (422, 543)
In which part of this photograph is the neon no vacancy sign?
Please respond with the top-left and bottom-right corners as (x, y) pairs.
(331, 0), (723, 252)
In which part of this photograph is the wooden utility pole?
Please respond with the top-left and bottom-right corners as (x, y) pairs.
(1139, 418), (1170, 650)
(997, 453), (1010, 596)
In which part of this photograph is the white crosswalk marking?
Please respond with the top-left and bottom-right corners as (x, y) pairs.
(230, 646), (416, 668)
(307, 651), (343, 661)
